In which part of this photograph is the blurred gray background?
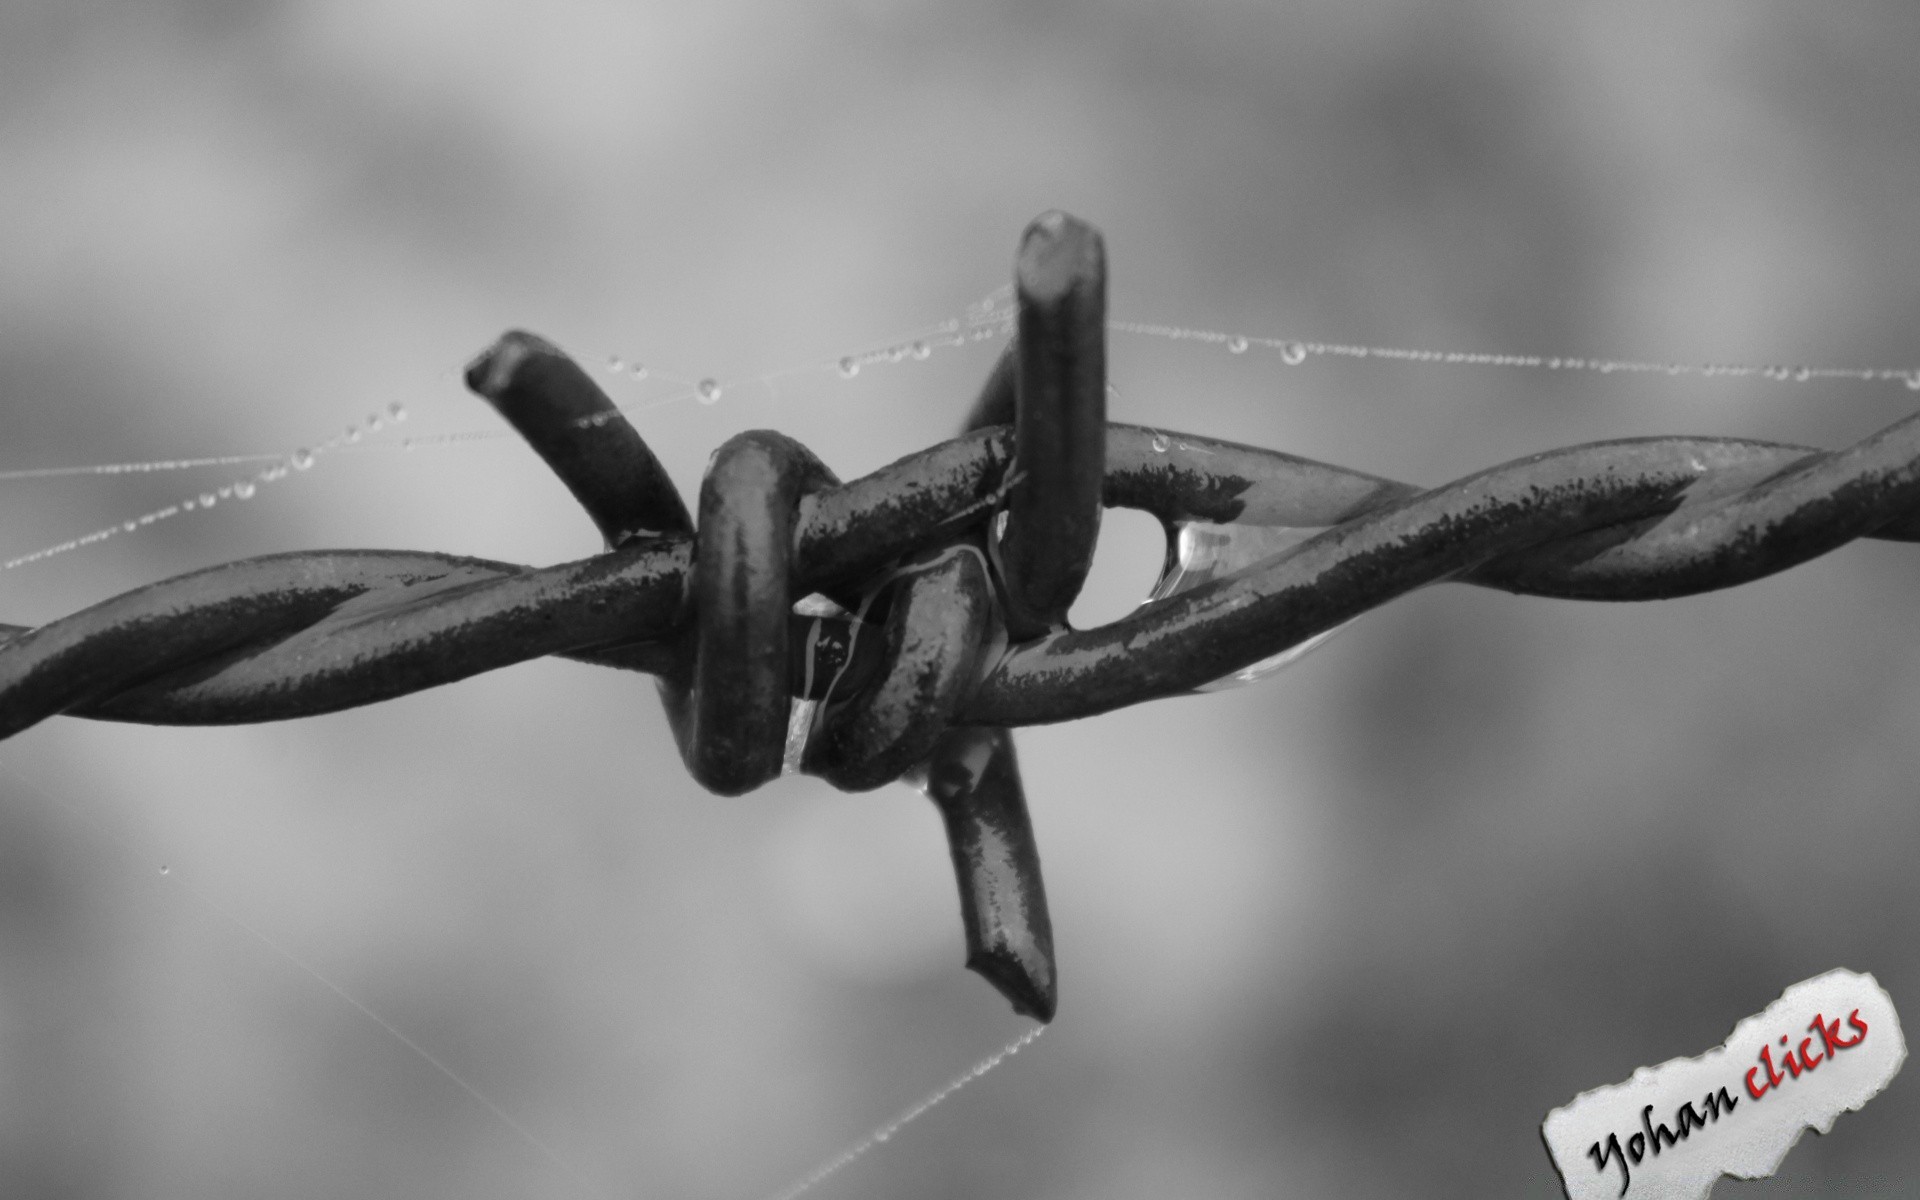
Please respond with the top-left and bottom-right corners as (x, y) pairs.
(3, 2), (1919, 1197)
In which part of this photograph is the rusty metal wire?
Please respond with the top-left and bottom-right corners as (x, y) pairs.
(6, 211), (1920, 1021)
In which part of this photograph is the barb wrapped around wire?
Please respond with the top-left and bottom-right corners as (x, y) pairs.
(5, 210), (1920, 1022)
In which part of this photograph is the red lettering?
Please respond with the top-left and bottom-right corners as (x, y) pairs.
(1760, 1044), (1787, 1089)
(1754, 1010), (1873, 1101)
(1810, 1014), (1842, 1058)
(1798, 1037), (1821, 1070)
(1811, 1009), (1867, 1052)
(1779, 1037), (1803, 1078)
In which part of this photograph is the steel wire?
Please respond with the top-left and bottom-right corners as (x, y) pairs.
(6, 422), (1917, 734)
(5, 211), (1918, 1019)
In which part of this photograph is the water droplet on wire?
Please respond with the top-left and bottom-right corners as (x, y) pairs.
(1112, 319), (1920, 390)
(1150, 520), (1351, 689)
(698, 378), (722, 405)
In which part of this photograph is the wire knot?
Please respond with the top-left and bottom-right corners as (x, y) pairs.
(9, 211), (1920, 1022)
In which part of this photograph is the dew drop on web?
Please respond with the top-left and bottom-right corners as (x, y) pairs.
(1147, 520), (1352, 690)
(291, 448), (315, 470)
(1149, 432), (1170, 453)
(911, 340), (931, 360)
(199, 493), (217, 508)
(838, 357), (859, 379)
(698, 378), (723, 404)
(387, 401), (408, 422)
(1280, 342), (1307, 366)
(233, 481), (255, 500)
(1226, 335), (1248, 354)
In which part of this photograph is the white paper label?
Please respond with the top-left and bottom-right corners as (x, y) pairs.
(1541, 969), (1904, 1200)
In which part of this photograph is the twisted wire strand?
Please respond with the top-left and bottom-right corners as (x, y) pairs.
(7, 210), (1920, 1019)
(6, 421), (1916, 735)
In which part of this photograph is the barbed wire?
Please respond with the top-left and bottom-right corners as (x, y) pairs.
(5, 212), (1919, 1021)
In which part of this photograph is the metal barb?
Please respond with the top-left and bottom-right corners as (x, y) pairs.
(6, 213), (1920, 1019)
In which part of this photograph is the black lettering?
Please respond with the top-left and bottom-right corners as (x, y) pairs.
(1642, 1104), (1681, 1153)
(1579, 1086), (1739, 1198)
(1701, 1087), (1738, 1120)
(1589, 1133), (1631, 1197)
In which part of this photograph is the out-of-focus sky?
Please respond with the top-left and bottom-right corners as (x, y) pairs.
(3, 3), (1919, 1197)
